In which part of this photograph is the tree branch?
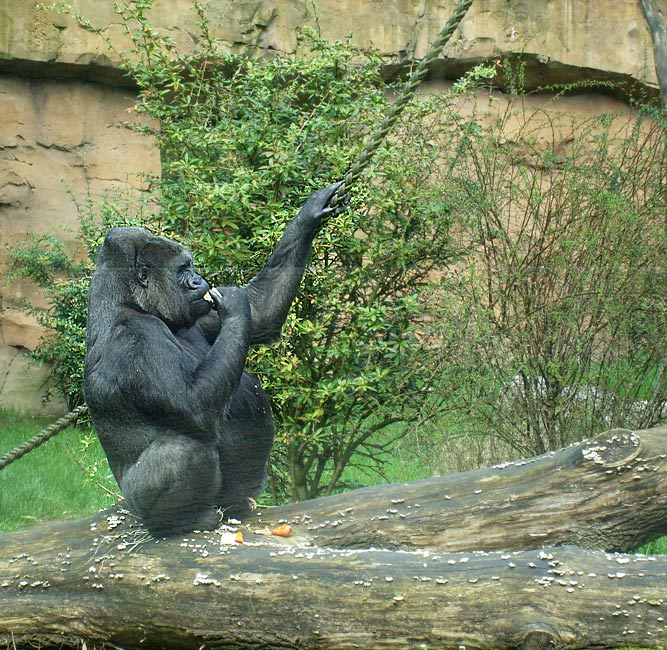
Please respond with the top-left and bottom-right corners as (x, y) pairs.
(639, 0), (667, 107)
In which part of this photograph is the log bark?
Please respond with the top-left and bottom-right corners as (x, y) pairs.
(1, 426), (666, 649)
(1, 531), (666, 649)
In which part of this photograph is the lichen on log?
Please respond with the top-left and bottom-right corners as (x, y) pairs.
(1, 524), (666, 649)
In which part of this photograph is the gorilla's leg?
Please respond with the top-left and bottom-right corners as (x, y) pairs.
(121, 436), (221, 535)
(216, 373), (275, 519)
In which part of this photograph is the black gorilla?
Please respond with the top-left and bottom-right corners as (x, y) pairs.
(84, 183), (343, 536)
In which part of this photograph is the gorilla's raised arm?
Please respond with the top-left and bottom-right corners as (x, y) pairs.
(199, 182), (346, 345)
(245, 182), (345, 342)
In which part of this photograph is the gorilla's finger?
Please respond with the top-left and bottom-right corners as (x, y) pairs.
(206, 287), (223, 310)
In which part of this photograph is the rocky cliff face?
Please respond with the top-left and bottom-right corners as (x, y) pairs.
(0, 78), (159, 414)
(0, 0), (660, 413)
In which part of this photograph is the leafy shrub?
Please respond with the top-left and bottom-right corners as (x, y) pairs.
(433, 99), (667, 456)
(19, 2), (665, 494)
(116, 4), (470, 500)
(8, 196), (149, 409)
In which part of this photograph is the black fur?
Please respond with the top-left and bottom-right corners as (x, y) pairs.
(84, 183), (344, 535)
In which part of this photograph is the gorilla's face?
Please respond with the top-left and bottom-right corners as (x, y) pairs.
(135, 239), (212, 329)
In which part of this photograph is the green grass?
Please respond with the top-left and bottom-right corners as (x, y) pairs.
(0, 409), (116, 532)
(637, 536), (667, 555)
(331, 434), (437, 493)
(0, 410), (665, 556)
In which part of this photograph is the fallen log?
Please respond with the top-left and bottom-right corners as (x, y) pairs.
(1, 427), (666, 649)
(1, 527), (666, 649)
(250, 426), (667, 553)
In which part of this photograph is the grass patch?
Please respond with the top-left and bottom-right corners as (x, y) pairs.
(329, 446), (433, 493)
(0, 409), (116, 532)
(636, 536), (667, 556)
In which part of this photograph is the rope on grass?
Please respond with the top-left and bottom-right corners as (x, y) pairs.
(0, 1), (473, 469)
(330, 0), (474, 206)
(0, 404), (89, 471)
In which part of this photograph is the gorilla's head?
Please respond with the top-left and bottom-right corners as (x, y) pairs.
(92, 227), (212, 331)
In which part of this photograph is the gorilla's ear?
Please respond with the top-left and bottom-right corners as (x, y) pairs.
(89, 228), (157, 329)
(136, 262), (149, 287)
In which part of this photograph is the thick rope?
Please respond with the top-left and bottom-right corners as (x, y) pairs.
(0, 404), (89, 470)
(0, 0), (472, 469)
(331, 0), (474, 206)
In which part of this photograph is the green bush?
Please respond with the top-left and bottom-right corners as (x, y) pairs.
(433, 99), (667, 456)
(8, 198), (149, 409)
(18, 2), (666, 498)
(119, 3), (470, 501)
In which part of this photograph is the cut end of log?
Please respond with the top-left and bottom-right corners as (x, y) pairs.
(580, 428), (642, 469)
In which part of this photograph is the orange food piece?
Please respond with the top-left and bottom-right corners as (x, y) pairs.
(235, 531), (245, 544)
(271, 523), (293, 538)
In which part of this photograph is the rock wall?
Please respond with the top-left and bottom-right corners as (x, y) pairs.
(0, 78), (158, 414)
(0, 0), (660, 414)
(0, 1), (659, 89)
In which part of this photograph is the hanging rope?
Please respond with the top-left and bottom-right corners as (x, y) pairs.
(331, 0), (473, 206)
(0, 0), (473, 470)
(0, 404), (88, 470)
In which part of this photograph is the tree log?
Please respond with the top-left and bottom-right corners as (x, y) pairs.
(1, 528), (666, 649)
(249, 426), (667, 553)
(1, 427), (666, 649)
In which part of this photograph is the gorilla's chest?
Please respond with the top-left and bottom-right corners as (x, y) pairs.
(174, 324), (212, 360)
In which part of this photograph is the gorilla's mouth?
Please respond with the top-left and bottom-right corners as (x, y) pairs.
(191, 296), (213, 318)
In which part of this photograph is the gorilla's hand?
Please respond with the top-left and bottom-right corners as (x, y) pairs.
(296, 181), (350, 232)
(208, 286), (251, 323)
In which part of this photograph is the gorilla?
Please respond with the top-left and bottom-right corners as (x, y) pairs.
(84, 183), (344, 536)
